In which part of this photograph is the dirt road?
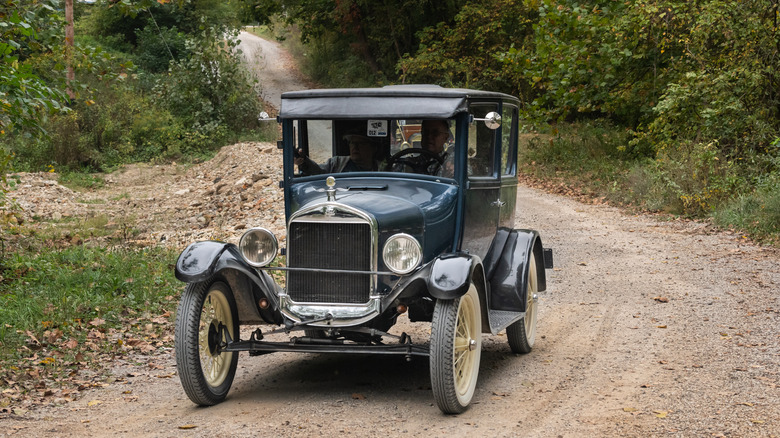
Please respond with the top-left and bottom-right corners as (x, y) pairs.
(5, 177), (778, 437)
(2, 33), (779, 437)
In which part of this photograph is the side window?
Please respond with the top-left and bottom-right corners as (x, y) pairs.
(468, 104), (499, 177)
(501, 105), (518, 176)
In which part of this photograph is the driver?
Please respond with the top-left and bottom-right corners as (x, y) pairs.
(296, 134), (380, 175)
(420, 119), (454, 177)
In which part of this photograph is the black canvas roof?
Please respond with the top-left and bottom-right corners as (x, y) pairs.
(279, 85), (518, 119)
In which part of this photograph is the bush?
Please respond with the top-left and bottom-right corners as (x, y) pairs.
(152, 28), (263, 135)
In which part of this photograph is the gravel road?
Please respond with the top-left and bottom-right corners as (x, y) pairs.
(1, 32), (778, 438)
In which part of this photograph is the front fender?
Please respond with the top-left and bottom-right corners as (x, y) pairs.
(175, 241), (283, 324)
(427, 253), (481, 300)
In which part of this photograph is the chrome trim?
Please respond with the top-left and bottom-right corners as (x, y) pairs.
(278, 295), (382, 327)
(282, 202), (379, 325)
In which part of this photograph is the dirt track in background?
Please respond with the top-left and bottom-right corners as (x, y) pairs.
(2, 33), (779, 437)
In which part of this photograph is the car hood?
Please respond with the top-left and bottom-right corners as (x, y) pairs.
(288, 176), (459, 256)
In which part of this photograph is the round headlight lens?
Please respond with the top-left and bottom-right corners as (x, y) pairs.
(382, 233), (422, 275)
(239, 228), (278, 267)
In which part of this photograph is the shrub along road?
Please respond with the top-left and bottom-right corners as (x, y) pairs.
(1, 35), (778, 437)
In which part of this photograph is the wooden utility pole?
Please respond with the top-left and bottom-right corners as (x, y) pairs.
(65, 0), (75, 99)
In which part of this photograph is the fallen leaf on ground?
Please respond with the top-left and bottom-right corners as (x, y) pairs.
(653, 296), (669, 303)
(87, 400), (102, 407)
(623, 407), (638, 412)
(654, 410), (668, 418)
(178, 424), (197, 430)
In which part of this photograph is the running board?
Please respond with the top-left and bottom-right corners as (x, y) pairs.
(488, 309), (524, 335)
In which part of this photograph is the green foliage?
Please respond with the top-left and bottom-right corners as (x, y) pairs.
(253, 0), (469, 81)
(152, 28), (262, 136)
(298, 32), (379, 87)
(714, 176), (780, 241)
(399, 0), (536, 95)
(519, 121), (634, 194)
(7, 0), (267, 173)
(0, 0), (70, 211)
(0, 0), (69, 137)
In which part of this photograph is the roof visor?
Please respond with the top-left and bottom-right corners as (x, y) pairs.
(280, 95), (468, 119)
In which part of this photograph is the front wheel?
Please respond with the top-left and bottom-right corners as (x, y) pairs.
(175, 279), (239, 406)
(507, 252), (538, 354)
(430, 284), (482, 414)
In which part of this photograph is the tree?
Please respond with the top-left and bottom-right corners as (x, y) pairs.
(0, 0), (68, 199)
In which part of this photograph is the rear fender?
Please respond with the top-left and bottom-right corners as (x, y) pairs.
(175, 241), (282, 324)
(487, 230), (547, 313)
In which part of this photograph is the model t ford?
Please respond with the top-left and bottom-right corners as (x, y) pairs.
(174, 85), (553, 414)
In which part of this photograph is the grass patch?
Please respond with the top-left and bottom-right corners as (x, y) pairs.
(714, 178), (780, 242)
(58, 172), (105, 191)
(0, 244), (181, 405)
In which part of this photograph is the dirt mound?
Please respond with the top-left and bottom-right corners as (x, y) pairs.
(7, 142), (286, 249)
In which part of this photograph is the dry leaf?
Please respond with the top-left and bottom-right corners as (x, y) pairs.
(657, 325), (667, 329)
(623, 407), (638, 412)
(87, 400), (102, 407)
(178, 424), (197, 430)
(654, 410), (668, 418)
(653, 296), (669, 303)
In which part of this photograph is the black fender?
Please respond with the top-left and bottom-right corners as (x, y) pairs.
(486, 229), (547, 313)
(426, 253), (483, 300)
(175, 241), (283, 325)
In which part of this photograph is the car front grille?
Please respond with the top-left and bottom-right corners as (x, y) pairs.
(287, 220), (373, 304)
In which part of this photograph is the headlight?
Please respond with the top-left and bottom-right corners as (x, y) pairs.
(382, 233), (422, 275)
(239, 227), (278, 267)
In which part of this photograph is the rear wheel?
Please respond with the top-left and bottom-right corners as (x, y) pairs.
(175, 279), (239, 406)
(430, 284), (482, 414)
(507, 252), (538, 354)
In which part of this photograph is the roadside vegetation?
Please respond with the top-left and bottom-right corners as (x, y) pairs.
(0, 0), (778, 409)
(252, 0), (779, 243)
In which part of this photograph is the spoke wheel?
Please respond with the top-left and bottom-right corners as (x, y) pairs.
(430, 284), (482, 414)
(175, 279), (239, 406)
(507, 252), (538, 354)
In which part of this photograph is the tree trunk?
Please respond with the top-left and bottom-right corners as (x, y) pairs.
(65, 0), (75, 99)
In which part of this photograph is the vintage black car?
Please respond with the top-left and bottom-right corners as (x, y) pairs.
(174, 85), (553, 414)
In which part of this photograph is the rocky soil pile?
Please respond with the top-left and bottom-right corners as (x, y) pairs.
(7, 142), (286, 249)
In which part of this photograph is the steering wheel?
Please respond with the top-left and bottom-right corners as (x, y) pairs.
(385, 148), (444, 174)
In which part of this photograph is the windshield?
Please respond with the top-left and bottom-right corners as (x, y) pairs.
(292, 119), (457, 178)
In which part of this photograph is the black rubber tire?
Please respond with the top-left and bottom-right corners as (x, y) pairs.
(507, 252), (538, 354)
(429, 284), (482, 414)
(175, 279), (239, 406)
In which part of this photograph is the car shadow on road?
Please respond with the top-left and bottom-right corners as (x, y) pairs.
(219, 338), (530, 409)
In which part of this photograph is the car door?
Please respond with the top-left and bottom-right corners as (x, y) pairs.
(461, 103), (501, 259)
